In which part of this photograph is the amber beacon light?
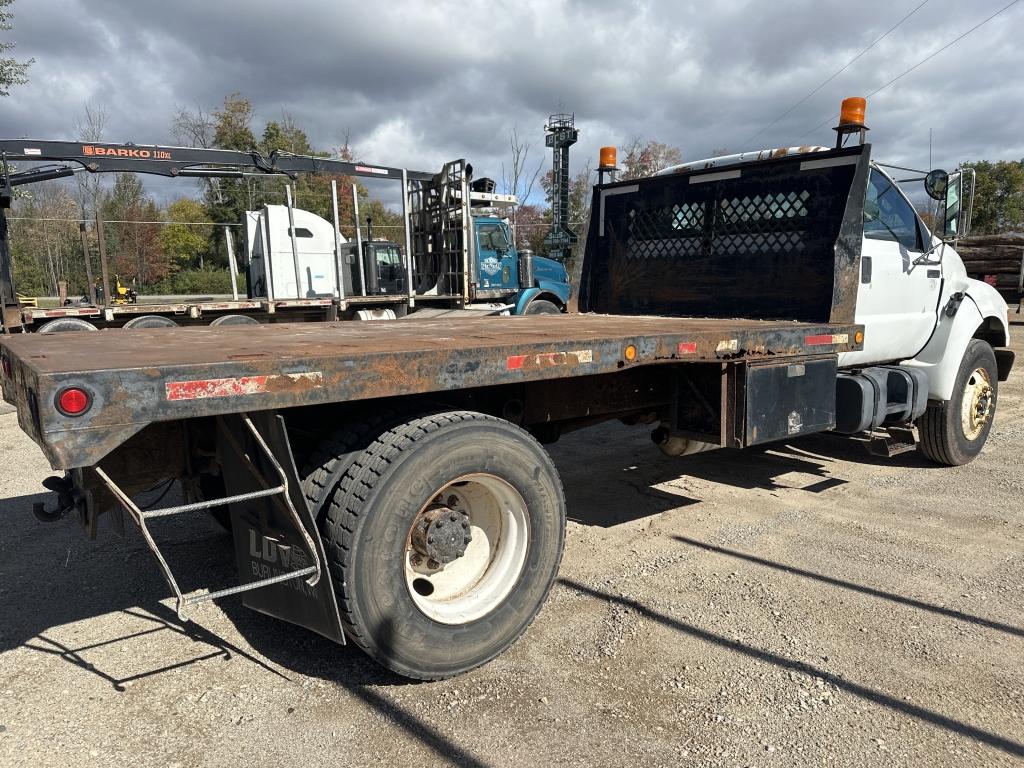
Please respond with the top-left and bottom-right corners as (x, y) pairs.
(839, 97), (867, 128)
(834, 97), (868, 147)
(598, 146), (619, 184)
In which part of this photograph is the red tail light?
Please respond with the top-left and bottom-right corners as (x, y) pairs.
(55, 387), (92, 416)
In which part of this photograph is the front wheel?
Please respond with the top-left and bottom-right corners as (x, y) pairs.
(317, 411), (566, 680)
(918, 339), (998, 466)
(524, 299), (561, 315)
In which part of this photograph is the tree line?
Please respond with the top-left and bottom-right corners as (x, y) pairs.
(8, 92), (409, 297)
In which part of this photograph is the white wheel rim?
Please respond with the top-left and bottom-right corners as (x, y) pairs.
(405, 473), (529, 625)
(960, 366), (994, 442)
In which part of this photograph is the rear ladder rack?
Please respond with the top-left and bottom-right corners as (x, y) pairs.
(94, 414), (321, 621)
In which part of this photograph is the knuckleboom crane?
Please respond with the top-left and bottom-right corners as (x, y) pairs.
(0, 139), (432, 330)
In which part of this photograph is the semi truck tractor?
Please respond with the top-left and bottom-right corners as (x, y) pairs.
(0, 143), (570, 330)
(0, 98), (1013, 679)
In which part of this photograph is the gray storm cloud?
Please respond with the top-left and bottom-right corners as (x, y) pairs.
(4, 0), (1022, 194)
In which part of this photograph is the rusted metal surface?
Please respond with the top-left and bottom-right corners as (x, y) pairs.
(26, 307), (103, 320)
(828, 148), (871, 325)
(20, 298), (343, 327)
(0, 313), (862, 470)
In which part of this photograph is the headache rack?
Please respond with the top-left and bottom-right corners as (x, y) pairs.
(580, 144), (870, 325)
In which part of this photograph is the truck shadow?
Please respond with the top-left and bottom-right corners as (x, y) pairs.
(670, 535), (1024, 640)
(549, 421), (942, 528)
(560, 577), (1024, 761)
(6, 480), (1021, 765)
(0, 491), (494, 767)
(0, 491), (297, 681)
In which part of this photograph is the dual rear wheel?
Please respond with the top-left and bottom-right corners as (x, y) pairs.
(302, 410), (566, 680)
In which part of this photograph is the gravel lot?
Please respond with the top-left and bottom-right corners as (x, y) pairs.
(1, 330), (1022, 768)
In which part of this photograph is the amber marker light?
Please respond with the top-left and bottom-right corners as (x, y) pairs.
(624, 344), (638, 362)
(854, 330), (865, 345)
(599, 146), (617, 169)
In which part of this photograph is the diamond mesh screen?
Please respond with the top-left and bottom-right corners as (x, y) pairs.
(585, 155), (861, 321)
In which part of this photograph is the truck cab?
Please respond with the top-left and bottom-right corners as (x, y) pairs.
(648, 146), (1011, 398)
(245, 203), (569, 315)
(342, 240), (405, 297)
(472, 214), (570, 313)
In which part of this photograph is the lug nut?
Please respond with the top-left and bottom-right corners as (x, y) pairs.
(411, 554), (423, 567)
(427, 559), (440, 570)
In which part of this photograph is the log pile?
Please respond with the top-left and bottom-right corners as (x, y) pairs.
(956, 233), (1024, 300)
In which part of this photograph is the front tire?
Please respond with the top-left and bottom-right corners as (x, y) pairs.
(524, 299), (561, 315)
(918, 339), (998, 466)
(317, 410), (566, 680)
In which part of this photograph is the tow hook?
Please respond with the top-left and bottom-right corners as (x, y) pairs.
(945, 291), (965, 317)
(32, 475), (76, 523)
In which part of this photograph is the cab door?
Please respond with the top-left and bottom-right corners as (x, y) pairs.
(840, 168), (942, 367)
(475, 222), (516, 291)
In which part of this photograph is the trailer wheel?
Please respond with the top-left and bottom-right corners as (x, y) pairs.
(525, 298), (561, 315)
(918, 339), (998, 466)
(37, 317), (98, 333)
(319, 410), (565, 680)
(210, 314), (260, 326)
(123, 315), (178, 329)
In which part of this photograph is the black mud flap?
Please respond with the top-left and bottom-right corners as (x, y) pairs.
(218, 412), (345, 645)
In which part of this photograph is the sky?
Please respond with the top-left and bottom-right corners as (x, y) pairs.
(3, 0), (1023, 208)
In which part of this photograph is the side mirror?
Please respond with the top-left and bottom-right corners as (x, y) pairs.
(942, 171), (963, 239)
(924, 169), (948, 201)
(925, 168), (974, 241)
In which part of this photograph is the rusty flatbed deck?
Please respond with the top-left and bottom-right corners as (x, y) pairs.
(1, 314), (862, 469)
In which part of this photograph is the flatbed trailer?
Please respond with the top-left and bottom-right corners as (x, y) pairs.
(19, 296), (339, 328)
(0, 131), (1012, 680)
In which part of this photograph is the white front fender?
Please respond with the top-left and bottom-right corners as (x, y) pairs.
(902, 281), (1009, 401)
(967, 280), (1011, 346)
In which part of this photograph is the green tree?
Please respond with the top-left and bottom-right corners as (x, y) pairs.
(260, 114), (313, 156)
(203, 93), (258, 263)
(8, 184), (83, 296)
(100, 173), (166, 284)
(213, 92), (256, 151)
(159, 199), (213, 272)
(962, 159), (1024, 235)
(0, 0), (32, 96)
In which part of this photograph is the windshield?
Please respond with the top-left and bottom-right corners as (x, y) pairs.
(375, 246), (402, 266)
(864, 168), (921, 251)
